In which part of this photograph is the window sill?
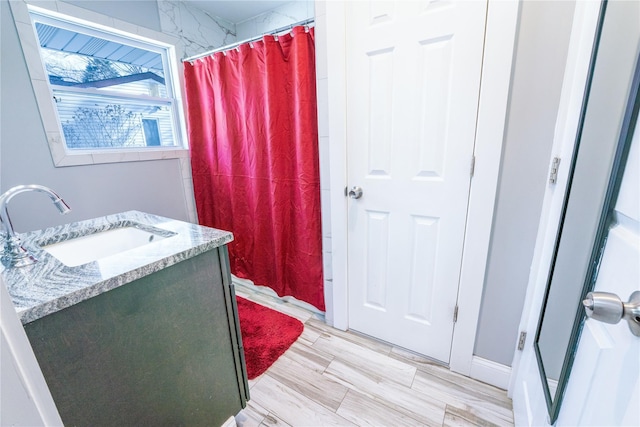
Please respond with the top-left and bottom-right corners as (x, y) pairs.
(47, 132), (189, 167)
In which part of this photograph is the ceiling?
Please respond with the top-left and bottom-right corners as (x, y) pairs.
(184, 1), (295, 24)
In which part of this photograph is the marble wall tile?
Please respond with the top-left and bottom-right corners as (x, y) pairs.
(313, 5), (331, 317)
(317, 79), (330, 138)
(319, 136), (331, 190)
(322, 251), (332, 283)
(320, 189), (332, 237)
(158, 0), (236, 59)
(314, 15), (328, 80)
(236, 1), (313, 41)
(323, 279), (334, 325)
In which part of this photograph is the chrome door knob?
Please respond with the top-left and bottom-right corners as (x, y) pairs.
(348, 186), (363, 199)
(583, 291), (640, 337)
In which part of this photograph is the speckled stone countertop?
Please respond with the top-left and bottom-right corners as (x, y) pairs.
(1, 211), (233, 325)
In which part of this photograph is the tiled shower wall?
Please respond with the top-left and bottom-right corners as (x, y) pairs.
(236, 1), (314, 40)
(314, 2), (333, 323)
(158, 0), (314, 59)
(158, 0), (236, 59)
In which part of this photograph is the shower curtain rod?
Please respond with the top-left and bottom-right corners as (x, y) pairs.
(182, 18), (315, 63)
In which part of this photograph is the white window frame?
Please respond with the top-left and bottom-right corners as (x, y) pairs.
(10, 1), (190, 167)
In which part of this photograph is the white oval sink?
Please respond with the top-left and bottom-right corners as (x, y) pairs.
(42, 226), (175, 267)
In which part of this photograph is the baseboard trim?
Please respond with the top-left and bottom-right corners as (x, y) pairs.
(469, 356), (512, 390)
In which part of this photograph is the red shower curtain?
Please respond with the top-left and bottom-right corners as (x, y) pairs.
(183, 27), (324, 311)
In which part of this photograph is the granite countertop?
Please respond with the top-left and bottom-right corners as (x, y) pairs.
(1, 211), (233, 324)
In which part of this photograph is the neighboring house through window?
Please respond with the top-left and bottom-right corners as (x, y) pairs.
(10, 2), (188, 166)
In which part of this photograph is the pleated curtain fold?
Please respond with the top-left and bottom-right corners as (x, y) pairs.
(184, 27), (325, 311)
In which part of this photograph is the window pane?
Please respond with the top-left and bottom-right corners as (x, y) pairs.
(142, 119), (162, 146)
(34, 21), (169, 99)
(54, 89), (177, 149)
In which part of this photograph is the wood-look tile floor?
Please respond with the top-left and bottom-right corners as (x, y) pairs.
(234, 283), (514, 427)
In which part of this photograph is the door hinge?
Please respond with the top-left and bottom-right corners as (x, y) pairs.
(517, 331), (527, 351)
(470, 155), (476, 177)
(453, 305), (459, 323)
(549, 157), (561, 184)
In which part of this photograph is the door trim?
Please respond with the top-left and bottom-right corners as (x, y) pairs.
(322, 0), (520, 376)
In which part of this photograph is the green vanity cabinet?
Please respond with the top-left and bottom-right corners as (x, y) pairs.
(24, 246), (249, 426)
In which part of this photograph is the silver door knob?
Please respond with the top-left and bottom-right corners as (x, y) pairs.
(583, 291), (640, 337)
(348, 186), (363, 199)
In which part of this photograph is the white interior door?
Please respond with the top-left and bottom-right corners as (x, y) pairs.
(558, 125), (639, 424)
(345, 0), (487, 363)
(510, 0), (640, 424)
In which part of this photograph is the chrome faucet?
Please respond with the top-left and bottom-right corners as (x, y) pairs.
(0, 185), (71, 268)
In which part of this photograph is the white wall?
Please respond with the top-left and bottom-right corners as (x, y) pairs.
(473, 0), (576, 366)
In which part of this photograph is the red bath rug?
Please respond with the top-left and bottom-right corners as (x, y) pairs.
(236, 296), (304, 379)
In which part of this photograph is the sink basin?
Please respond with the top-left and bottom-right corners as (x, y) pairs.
(42, 225), (176, 267)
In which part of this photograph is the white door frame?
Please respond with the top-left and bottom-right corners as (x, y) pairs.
(323, 0), (520, 376)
